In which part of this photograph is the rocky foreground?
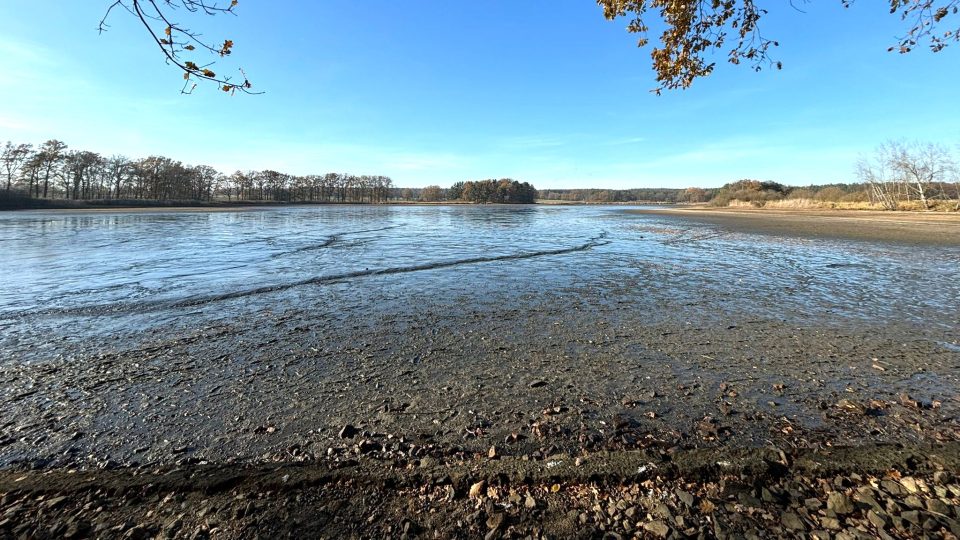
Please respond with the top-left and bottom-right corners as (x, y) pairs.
(2, 439), (959, 539)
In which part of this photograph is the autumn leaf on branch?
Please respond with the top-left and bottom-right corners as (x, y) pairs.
(598, 0), (960, 92)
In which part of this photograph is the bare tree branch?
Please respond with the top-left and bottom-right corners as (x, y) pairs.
(101, 0), (259, 94)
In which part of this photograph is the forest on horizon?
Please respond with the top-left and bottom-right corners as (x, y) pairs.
(2, 138), (958, 211)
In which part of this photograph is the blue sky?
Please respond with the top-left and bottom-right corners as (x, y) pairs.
(0, 1), (958, 189)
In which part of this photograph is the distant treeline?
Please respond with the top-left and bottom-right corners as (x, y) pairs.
(0, 139), (395, 206)
(710, 178), (960, 211)
(0, 139), (542, 209)
(538, 188), (716, 203)
(711, 142), (959, 211)
(7, 137), (954, 211)
(392, 180), (537, 204)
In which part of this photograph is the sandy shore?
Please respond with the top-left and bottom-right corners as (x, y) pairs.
(629, 207), (960, 246)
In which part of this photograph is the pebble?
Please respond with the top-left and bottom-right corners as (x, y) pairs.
(469, 481), (486, 499)
(901, 509), (921, 525)
(867, 509), (889, 529)
(782, 512), (806, 531)
(827, 492), (855, 515)
(643, 520), (670, 538)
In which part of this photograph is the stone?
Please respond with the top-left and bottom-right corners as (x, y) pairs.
(926, 498), (950, 515)
(821, 517), (842, 530)
(827, 492), (855, 515)
(836, 399), (865, 413)
(43, 496), (68, 510)
(867, 510), (889, 530)
(932, 471), (953, 485)
(469, 481), (486, 499)
(901, 510), (921, 526)
(653, 503), (673, 520)
(782, 512), (806, 531)
(880, 480), (906, 496)
(945, 517), (960, 537)
(854, 490), (882, 512)
(643, 521), (670, 538)
(899, 477), (920, 494)
(898, 393), (921, 409)
(903, 495), (924, 509)
(485, 512), (504, 531)
(338, 424), (359, 439)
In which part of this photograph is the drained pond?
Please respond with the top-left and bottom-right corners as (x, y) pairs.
(0, 205), (958, 468)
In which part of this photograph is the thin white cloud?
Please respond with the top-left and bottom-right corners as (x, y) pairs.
(496, 135), (568, 150)
(0, 37), (58, 66)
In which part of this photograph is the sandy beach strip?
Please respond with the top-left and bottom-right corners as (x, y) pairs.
(628, 207), (960, 246)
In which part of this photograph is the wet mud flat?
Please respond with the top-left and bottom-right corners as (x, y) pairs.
(1, 206), (959, 537)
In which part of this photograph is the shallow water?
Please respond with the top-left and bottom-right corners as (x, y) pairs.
(1, 205), (958, 362)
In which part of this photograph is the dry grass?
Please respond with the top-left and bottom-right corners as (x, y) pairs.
(765, 198), (823, 209)
(725, 198), (960, 212)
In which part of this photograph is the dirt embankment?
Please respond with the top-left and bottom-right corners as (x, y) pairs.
(629, 207), (960, 246)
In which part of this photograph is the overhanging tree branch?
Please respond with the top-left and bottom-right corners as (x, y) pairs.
(100, 0), (259, 94)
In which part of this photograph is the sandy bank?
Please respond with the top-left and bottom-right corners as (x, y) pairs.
(629, 207), (960, 246)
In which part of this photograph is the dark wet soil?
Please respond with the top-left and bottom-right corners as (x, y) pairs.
(2, 301), (959, 538)
(3, 304), (958, 469)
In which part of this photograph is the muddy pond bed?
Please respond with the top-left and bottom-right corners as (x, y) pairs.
(1, 205), (958, 538)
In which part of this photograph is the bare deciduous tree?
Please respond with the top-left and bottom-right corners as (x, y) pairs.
(857, 140), (958, 210)
(36, 140), (68, 199)
(106, 155), (131, 199)
(1, 142), (33, 192)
